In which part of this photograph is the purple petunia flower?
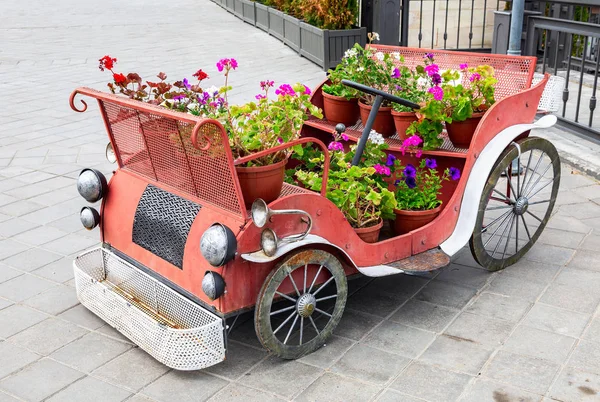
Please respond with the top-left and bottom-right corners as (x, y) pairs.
(431, 73), (442, 85)
(424, 64), (439, 76)
(255, 94), (266, 100)
(424, 53), (434, 60)
(403, 164), (416, 178)
(395, 84), (403, 91)
(428, 86), (444, 101)
(385, 153), (396, 167)
(391, 67), (401, 79)
(394, 179), (401, 186)
(277, 137), (284, 144)
(405, 176), (417, 189)
(341, 133), (349, 141)
(173, 94), (186, 101)
(470, 73), (481, 82)
(182, 78), (191, 90)
(328, 141), (344, 151)
(425, 158), (437, 169)
(459, 63), (468, 70)
(449, 167), (461, 180)
(303, 85), (311, 95)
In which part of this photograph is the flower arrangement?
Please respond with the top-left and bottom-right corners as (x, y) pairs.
(260, 0), (358, 30)
(442, 63), (498, 122)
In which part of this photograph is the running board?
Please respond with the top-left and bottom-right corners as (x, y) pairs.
(356, 249), (450, 277)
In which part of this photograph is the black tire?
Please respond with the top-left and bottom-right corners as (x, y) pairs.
(254, 249), (347, 359)
(469, 137), (561, 271)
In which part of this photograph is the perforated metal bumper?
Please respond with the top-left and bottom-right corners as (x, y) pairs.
(73, 247), (226, 370)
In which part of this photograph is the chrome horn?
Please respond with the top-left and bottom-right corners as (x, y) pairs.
(251, 199), (313, 257)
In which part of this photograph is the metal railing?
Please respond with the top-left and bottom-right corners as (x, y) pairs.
(524, 1), (600, 141)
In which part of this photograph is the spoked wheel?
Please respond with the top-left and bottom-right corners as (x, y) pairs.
(254, 249), (347, 359)
(470, 137), (561, 271)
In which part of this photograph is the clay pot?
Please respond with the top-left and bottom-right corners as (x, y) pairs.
(358, 101), (395, 137)
(445, 112), (485, 149)
(391, 110), (418, 141)
(322, 93), (359, 126)
(393, 205), (442, 235)
(354, 219), (383, 243)
(235, 158), (287, 208)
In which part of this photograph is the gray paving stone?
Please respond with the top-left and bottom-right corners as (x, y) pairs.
(0, 200), (46, 217)
(415, 280), (478, 309)
(8, 317), (88, 355)
(371, 274), (429, 298)
(204, 340), (267, 380)
(298, 335), (354, 369)
(569, 340), (600, 375)
(580, 234), (600, 252)
(546, 213), (593, 233)
(521, 303), (590, 338)
(92, 348), (171, 392)
(209, 383), (284, 402)
(390, 299), (458, 332)
(333, 308), (383, 341)
(482, 351), (559, 395)
(376, 390), (423, 402)
(0, 358), (84, 402)
(0, 218), (39, 238)
(0, 273), (56, 302)
(419, 335), (493, 375)
(568, 250), (600, 272)
(0, 298), (11, 311)
(296, 372), (380, 402)
(549, 366), (600, 401)
(46, 376), (132, 402)
(538, 227), (586, 248)
(12, 226), (69, 246)
(32, 257), (74, 283)
(0, 341), (40, 380)
(488, 274), (548, 302)
(504, 325), (576, 364)
(444, 312), (515, 350)
(42, 233), (97, 255)
(239, 356), (322, 399)
(58, 304), (106, 330)
(363, 320), (436, 358)
(524, 243), (576, 266)
(331, 344), (410, 385)
(466, 292), (532, 322)
(96, 324), (134, 344)
(583, 315), (600, 341)
(0, 239), (30, 261)
(0, 265), (22, 284)
(141, 370), (228, 402)
(23, 284), (78, 315)
(122, 394), (156, 402)
(0, 304), (47, 338)
(451, 249), (481, 269)
(390, 361), (472, 402)
(0, 391), (19, 402)
(436, 263), (493, 289)
(3, 247), (63, 272)
(561, 202), (600, 219)
(460, 378), (542, 402)
(51, 332), (132, 373)
(346, 284), (409, 317)
(500, 259), (561, 285)
(540, 271), (600, 313)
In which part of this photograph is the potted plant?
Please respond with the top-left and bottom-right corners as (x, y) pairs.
(321, 47), (361, 125)
(390, 63), (424, 140)
(443, 63), (497, 148)
(392, 158), (461, 235)
(295, 129), (396, 243)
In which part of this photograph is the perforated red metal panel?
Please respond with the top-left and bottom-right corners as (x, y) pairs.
(370, 45), (537, 101)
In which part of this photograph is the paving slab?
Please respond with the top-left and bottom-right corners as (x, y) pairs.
(141, 370), (228, 402)
(46, 376), (132, 402)
(8, 317), (88, 355)
(331, 344), (410, 385)
(549, 366), (600, 401)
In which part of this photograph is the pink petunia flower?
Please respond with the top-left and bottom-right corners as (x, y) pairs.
(341, 133), (349, 141)
(459, 63), (468, 70)
(424, 64), (439, 76)
(470, 73), (481, 82)
(428, 86), (444, 101)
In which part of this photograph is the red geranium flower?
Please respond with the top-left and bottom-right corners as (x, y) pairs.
(193, 69), (208, 81)
(99, 55), (117, 71)
(113, 73), (127, 84)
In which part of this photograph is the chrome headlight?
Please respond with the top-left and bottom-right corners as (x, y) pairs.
(200, 223), (237, 267)
(202, 271), (225, 301)
(251, 199), (269, 228)
(80, 207), (100, 230)
(261, 228), (278, 257)
(105, 142), (117, 164)
(77, 169), (107, 203)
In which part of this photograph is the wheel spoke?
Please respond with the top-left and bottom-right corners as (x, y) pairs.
(482, 209), (513, 233)
(516, 154), (521, 197)
(521, 150), (534, 196)
(309, 316), (320, 335)
(520, 214), (532, 241)
(303, 264), (307, 294)
(528, 199), (550, 206)
(515, 212), (519, 252)
(487, 204), (514, 211)
(273, 311), (297, 335)
(492, 189), (511, 203)
(312, 276), (335, 297)
(526, 179), (554, 200)
(288, 273), (301, 298)
(483, 211), (513, 246)
(308, 264), (324, 293)
(504, 168), (518, 201)
(316, 294), (338, 302)
(283, 314), (299, 345)
(299, 317), (304, 345)
(524, 158), (555, 197)
(314, 308), (332, 317)
(522, 151), (545, 195)
(501, 215), (516, 260)
(526, 210), (543, 223)
(270, 304), (296, 316)
(275, 291), (297, 303)
(491, 212), (514, 257)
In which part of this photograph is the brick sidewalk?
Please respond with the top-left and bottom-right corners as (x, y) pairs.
(1, 0), (600, 401)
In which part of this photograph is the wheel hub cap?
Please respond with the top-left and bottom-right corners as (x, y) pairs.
(297, 294), (316, 317)
(514, 196), (529, 215)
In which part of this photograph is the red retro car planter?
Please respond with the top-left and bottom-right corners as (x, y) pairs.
(70, 47), (562, 370)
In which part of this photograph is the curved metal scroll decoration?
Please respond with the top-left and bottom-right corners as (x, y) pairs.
(191, 120), (219, 151)
(69, 90), (88, 113)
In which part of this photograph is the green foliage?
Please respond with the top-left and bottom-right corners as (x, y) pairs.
(442, 64), (497, 122)
(394, 159), (453, 211)
(259, 0), (358, 30)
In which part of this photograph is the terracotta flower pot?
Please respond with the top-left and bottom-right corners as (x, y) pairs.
(358, 101), (395, 137)
(322, 93), (359, 126)
(235, 158), (287, 208)
(391, 110), (418, 140)
(393, 205), (442, 235)
(354, 219), (383, 243)
(446, 112), (485, 149)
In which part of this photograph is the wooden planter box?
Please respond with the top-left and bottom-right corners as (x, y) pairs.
(268, 8), (285, 41)
(225, 0), (234, 13)
(300, 24), (367, 71)
(255, 3), (269, 32)
(283, 14), (301, 53)
(233, 0), (244, 18)
(241, 0), (255, 24)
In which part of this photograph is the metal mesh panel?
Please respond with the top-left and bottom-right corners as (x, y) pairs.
(370, 46), (536, 101)
(533, 73), (565, 113)
(74, 247), (225, 370)
(100, 101), (244, 218)
(280, 183), (311, 197)
(132, 185), (201, 269)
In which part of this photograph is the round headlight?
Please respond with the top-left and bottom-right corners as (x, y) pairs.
(77, 169), (107, 203)
(200, 224), (237, 267)
(251, 199), (269, 228)
(261, 228), (278, 257)
(80, 207), (100, 230)
(202, 271), (225, 301)
(105, 142), (117, 164)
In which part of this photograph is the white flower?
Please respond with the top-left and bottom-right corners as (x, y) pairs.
(368, 130), (385, 145)
(357, 66), (365, 72)
(344, 48), (357, 59)
(372, 32), (380, 41)
(392, 52), (401, 60)
(206, 85), (220, 96)
(375, 52), (384, 61)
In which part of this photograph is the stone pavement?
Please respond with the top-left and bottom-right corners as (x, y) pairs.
(1, 0), (600, 401)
